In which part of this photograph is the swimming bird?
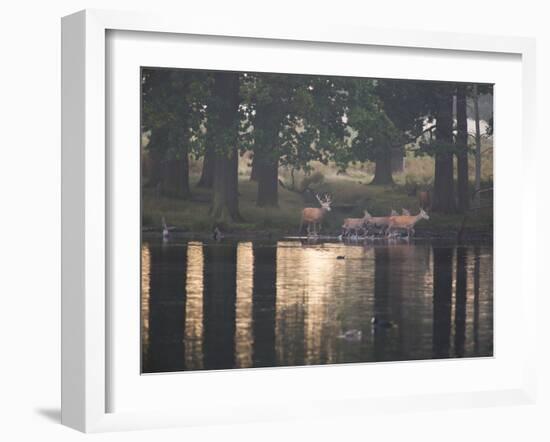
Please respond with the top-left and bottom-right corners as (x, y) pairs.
(338, 329), (362, 341)
(336, 255), (345, 260)
(371, 317), (395, 328)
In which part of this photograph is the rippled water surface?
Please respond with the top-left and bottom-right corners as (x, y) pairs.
(141, 239), (493, 373)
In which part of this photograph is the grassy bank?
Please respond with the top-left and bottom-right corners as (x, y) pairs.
(142, 172), (493, 239)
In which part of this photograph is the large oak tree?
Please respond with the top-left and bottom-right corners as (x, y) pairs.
(207, 72), (243, 222)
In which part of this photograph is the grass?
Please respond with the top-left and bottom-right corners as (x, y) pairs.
(143, 162), (493, 237)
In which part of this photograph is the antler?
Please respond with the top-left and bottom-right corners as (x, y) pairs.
(315, 193), (332, 206)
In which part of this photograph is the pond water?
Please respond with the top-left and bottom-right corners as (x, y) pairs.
(141, 239), (493, 373)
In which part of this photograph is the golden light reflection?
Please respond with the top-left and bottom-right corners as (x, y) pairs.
(235, 242), (254, 368)
(141, 243), (151, 362)
(276, 242), (347, 366)
(141, 239), (492, 371)
(184, 241), (204, 370)
(301, 246), (335, 364)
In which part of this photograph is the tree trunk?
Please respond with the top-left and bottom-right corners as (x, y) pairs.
(249, 154), (258, 181)
(159, 122), (190, 199)
(370, 148), (394, 185)
(211, 148), (242, 222)
(253, 102), (280, 207)
(391, 147), (405, 173)
(208, 72), (243, 223)
(432, 88), (456, 214)
(196, 144), (215, 188)
(256, 156), (279, 207)
(161, 155), (190, 199)
(146, 127), (168, 188)
(473, 84), (482, 208)
(456, 84), (469, 212)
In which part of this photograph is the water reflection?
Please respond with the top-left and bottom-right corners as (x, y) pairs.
(235, 243), (253, 368)
(432, 247), (453, 358)
(252, 244), (277, 367)
(373, 247), (391, 361)
(141, 240), (493, 373)
(454, 247), (467, 358)
(202, 243), (237, 370)
(144, 244), (187, 373)
(184, 242), (204, 370)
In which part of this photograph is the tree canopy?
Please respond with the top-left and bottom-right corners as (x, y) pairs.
(141, 68), (493, 219)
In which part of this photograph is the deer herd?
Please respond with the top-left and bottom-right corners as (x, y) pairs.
(300, 193), (430, 240)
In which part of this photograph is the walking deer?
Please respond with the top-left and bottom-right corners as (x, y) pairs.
(364, 214), (392, 236)
(299, 193), (332, 236)
(341, 210), (371, 238)
(386, 209), (430, 239)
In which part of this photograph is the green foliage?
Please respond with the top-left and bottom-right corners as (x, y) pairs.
(142, 69), (495, 174)
(208, 72), (242, 152)
(299, 171), (325, 192)
(141, 68), (210, 159)
(375, 79), (434, 139)
(240, 72), (342, 170)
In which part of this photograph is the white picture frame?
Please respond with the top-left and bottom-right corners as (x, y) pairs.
(61, 9), (537, 433)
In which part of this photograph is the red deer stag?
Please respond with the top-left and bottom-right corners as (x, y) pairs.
(300, 193), (332, 236)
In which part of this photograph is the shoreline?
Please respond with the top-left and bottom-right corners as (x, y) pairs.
(142, 228), (493, 243)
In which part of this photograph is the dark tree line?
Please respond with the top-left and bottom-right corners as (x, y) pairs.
(141, 68), (493, 221)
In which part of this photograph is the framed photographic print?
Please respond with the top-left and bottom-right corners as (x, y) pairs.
(61, 9), (537, 433)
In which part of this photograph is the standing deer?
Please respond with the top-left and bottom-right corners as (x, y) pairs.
(341, 210), (371, 238)
(386, 209), (430, 239)
(299, 193), (332, 236)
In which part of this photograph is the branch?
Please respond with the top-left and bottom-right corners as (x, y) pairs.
(395, 124), (437, 149)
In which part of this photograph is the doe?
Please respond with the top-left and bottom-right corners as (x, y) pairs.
(341, 210), (371, 238)
(386, 208), (430, 239)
